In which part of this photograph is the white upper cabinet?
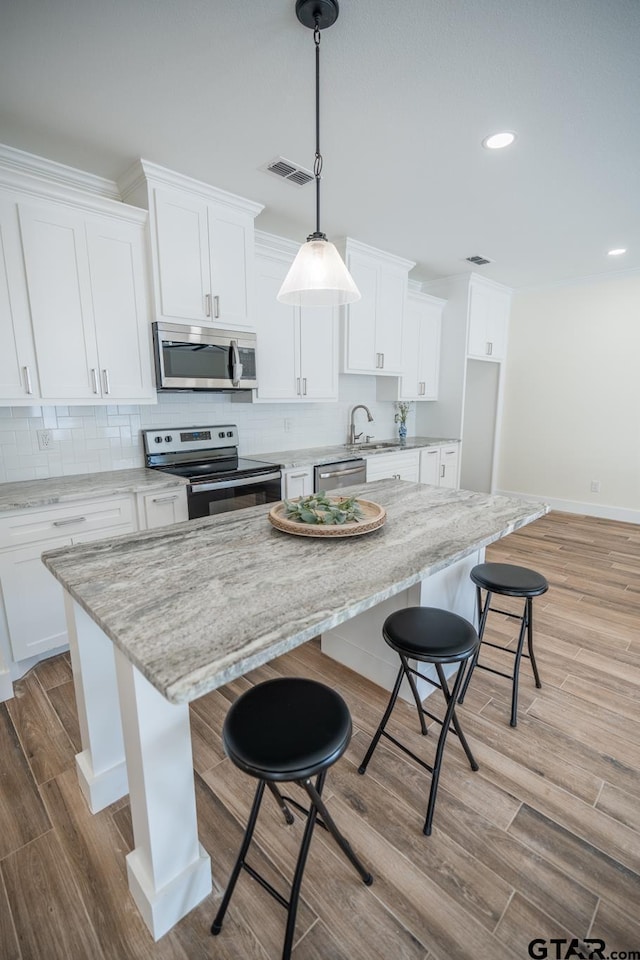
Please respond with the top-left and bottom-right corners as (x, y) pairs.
(19, 200), (154, 403)
(467, 278), (511, 361)
(341, 239), (415, 376)
(254, 235), (338, 402)
(378, 288), (444, 403)
(0, 196), (40, 402)
(119, 160), (263, 332)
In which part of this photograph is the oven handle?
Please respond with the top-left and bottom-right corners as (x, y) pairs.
(190, 471), (281, 493)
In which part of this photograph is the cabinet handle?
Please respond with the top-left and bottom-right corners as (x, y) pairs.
(440, 465), (445, 478)
(22, 366), (33, 395)
(420, 381), (425, 396)
(289, 472), (308, 479)
(296, 377), (301, 395)
(53, 516), (87, 527)
(302, 377), (307, 396)
(445, 450), (455, 456)
(380, 352), (384, 369)
(213, 295), (220, 319)
(486, 341), (493, 356)
(102, 369), (111, 395)
(205, 293), (211, 317)
(152, 495), (178, 503)
(90, 368), (99, 394)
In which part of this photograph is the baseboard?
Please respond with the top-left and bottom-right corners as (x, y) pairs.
(496, 489), (640, 525)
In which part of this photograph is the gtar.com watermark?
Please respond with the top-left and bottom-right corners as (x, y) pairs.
(528, 939), (640, 960)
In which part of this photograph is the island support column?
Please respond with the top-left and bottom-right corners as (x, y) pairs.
(114, 648), (212, 941)
(65, 594), (128, 812)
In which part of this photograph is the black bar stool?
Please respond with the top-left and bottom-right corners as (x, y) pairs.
(458, 562), (549, 726)
(211, 677), (372, 960)
(358, 607), (480, 836)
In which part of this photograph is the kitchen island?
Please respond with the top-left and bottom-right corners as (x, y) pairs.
(42, 479), (547, 939)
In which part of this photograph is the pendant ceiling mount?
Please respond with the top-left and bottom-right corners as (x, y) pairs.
(295, 0), (339, 30)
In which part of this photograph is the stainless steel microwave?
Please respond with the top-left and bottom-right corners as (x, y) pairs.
(152, 322), (258, 391)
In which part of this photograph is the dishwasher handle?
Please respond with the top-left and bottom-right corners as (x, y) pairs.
(317, 465), (365, 480)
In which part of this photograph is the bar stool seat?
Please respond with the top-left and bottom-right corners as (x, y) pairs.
(359, 607), (480, 836)
(211, 677), (372, 960)
(458, 562), (549, 726)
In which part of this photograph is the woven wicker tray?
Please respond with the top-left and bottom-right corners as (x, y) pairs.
(268, 497), (386, 538)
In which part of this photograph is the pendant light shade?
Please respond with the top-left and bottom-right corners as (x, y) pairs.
(277, 238), (361, 306)
(277, 0), (360, 308)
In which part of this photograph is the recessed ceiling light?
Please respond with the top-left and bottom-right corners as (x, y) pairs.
(482, 132), (516, 150)
(608, 248), (627, 256)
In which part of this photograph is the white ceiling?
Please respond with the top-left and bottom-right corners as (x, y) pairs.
(1, 0), (638, 289)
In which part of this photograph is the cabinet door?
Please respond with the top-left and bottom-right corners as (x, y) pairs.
(468, 283), (509, 361)
(375, 267), (404, 374)
(138, 489), (188, 529)
(19, 202), (99, 399)
(299, 304), (338, 400)
(439, 444), (460, 488)
(399, 296), (421, 399)
(420, 447), (441, 486)
(152, 188), (211, 322)
(342, 254), (378, 373)
(0, 198), (40, 401)
(208, 203), (254, 330)
(255, 258), (299, 400)
(86, 217), (154, 401)
(418, 302), (442, 400)
(282, 468), (313, 499)
(366, 451), (420, 482)
(485, 288), (510, 361)
(0, 537), (71, 661)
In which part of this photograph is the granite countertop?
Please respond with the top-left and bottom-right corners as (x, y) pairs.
(42, 479), (548, 705)
(0, 468), (188, 514)
(255, 436), (460, 469)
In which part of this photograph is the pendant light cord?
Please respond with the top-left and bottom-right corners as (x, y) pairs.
(310, 20), (326, 241)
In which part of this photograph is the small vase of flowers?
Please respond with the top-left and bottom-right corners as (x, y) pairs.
(394, 401), (412, 442)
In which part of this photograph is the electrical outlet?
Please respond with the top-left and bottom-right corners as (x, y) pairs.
(590, 480), (601, 493)
(37, 429), (53, 451)
(284, 418), (292, 432)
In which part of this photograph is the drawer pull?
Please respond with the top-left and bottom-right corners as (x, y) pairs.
(289, 473), (308, 480)
(152, 495), (178, 503)
(53, 516), (87, 527)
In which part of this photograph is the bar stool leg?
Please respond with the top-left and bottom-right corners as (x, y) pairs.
(281, 772), (325, 960)
(212, 779), (266, 935)
(527, 597), (542, 689)
(267, 782), (295, 825)
(358, 665), (404, 775)
(301, 778), (373, 886)
(423, 662), (470, 836)
(458, 586), (490, 704)
(509, 605), (530, 728)
(435, 664), (478, 772)
(400, 652), (428, 735)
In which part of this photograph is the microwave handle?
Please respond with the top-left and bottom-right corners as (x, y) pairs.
(230, 339), (243, 387)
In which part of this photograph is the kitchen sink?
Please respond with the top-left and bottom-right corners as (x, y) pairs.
(344, 441), (402, 451)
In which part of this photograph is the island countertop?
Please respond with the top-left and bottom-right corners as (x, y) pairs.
(42, 480), (548, 705)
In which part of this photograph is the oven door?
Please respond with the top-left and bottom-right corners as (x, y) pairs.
(187, 471), (282, 519)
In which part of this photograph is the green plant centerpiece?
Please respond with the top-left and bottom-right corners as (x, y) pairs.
(283, 492), (365, 525)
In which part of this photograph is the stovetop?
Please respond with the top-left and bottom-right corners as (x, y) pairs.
(142, 424), (280, 483)
(158, 456), (280, 483)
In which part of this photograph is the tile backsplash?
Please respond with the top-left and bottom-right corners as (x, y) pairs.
(0, 376), (418, 483)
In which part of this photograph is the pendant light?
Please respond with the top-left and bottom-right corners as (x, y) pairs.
(277, 0), (361, 307)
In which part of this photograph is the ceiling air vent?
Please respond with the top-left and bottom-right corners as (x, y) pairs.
(465, 254), (493, 266)
(262, 157), (314, 186)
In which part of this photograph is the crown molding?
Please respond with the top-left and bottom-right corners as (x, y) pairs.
(342, 237), (416, 272)
(119, 159), (264, 218)
(0, 143), (120, 199)
(254, 229), (299, 260)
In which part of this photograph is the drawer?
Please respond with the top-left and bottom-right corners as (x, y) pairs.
(0, 496), (136, 549)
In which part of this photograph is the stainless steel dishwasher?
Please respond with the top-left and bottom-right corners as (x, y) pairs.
(314, 458), (367, 493)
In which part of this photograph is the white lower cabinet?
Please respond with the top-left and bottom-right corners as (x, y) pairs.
(0, 497), (136, 663)
(419, 444), (460, 489)
(281, 467), (314, 499)
(365, 450), (420, 483)
(137, 488), (189, 529)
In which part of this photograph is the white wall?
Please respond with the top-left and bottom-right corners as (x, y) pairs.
(0, 375), (415, 482)
(497, 271), (640, 522)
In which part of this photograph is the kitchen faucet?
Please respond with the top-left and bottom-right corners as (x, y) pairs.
(349, 404), (374, 444)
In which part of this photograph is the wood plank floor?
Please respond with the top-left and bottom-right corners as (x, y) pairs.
(1, 511), (639, 959)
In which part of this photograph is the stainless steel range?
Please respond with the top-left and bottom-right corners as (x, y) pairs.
(143, 424), (282, 520)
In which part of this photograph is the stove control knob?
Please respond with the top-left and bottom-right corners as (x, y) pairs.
(164, 435), (173, 442)
(154, 436), (163, 444)
(218, 431), (225, 438)
(226, 431), (233, 437)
